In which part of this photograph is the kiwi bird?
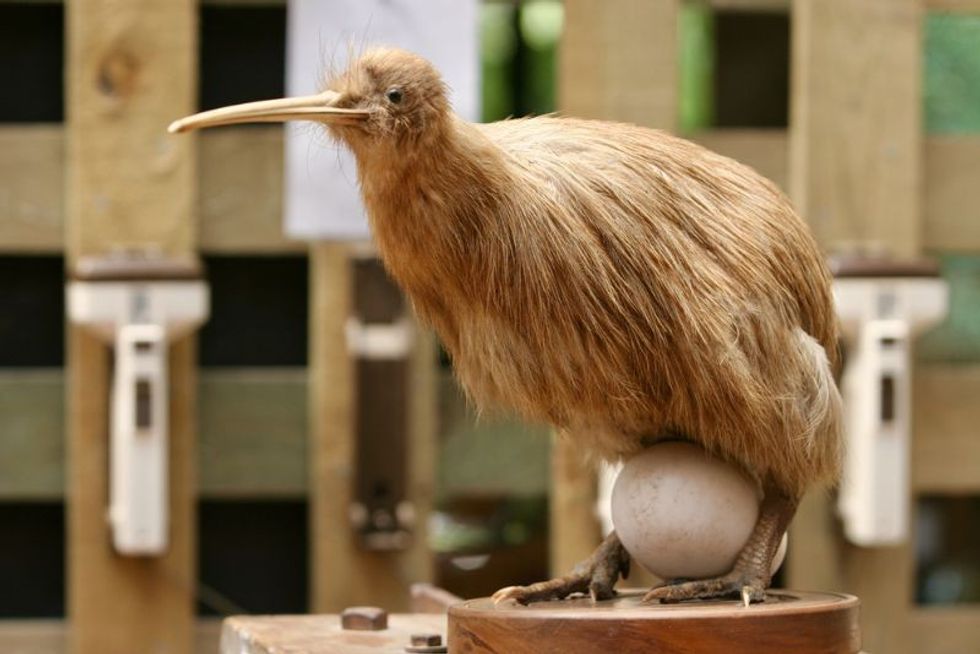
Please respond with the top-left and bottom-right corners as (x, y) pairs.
(171, 48), (842, 605)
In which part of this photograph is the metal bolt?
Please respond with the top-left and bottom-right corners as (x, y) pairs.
(340, 606), (388, 631)
(412, 634), (442, 646)
(405, 632), (447, 653)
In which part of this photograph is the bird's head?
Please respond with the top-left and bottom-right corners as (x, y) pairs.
(168, 48), (449, 156)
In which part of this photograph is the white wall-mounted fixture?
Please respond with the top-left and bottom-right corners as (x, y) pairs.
(833, 257), (947, 547)
(67, 255), (209, 555)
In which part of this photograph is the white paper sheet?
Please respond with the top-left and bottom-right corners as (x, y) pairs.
(284, 0), (480, 240)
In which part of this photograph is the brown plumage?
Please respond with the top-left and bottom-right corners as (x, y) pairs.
(172, 48), (843, 604)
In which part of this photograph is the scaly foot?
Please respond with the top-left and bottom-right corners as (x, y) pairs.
(644, 485), (799, 607)
(643, 571), (767, 606)
(493, 531), (630, 605)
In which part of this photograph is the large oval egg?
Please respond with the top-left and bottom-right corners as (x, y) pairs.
(611, 441), (787, 580)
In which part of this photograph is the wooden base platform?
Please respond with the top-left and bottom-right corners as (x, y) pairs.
(449, 590), (861, 654)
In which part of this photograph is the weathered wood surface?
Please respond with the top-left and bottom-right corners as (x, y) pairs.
(2, 126), (979, 252)
(67, 332), (198, 654)
(554, 0), (681, 579)
(4, 362), (975, 498)
(309, 243), (435, 612)
(220, 614), (446, 654)
(790, 0), (923, 256)
(449, 590), (861, 654)
(0, 618), (222, 654)
(66, 1), (198, 653)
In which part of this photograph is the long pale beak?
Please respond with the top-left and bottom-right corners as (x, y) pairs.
(168, 90), (368, 134)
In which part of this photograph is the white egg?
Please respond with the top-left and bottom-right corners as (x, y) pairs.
(611, 441), (787, 580)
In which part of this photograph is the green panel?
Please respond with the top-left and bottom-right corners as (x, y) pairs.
(520, 0), (563, 115)
(0, 369), (309, 499)
(480, 2), (517, 122)
(197, 369), (308, 498)
(925, 14), (980, 134)
(437, 373), (550, 500)
(918, 255), (980, 363)
(0, 370), (64, 500)
(678, 2), (715, 134)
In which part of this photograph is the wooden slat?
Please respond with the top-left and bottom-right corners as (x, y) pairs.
(66, 3), (197, 263)
(560, 0), (679, 130)
(199, 128), (302, 253)
(0, 370), (63, 499)
(924, 136), (980, 253)
(0, 369), (308, 499)
(3, 126), (979, 253)
(66, 2), (197, 653)
(0, 126), (293, 254)
(913, 364), (980, 492)
(786, 491), (845, 592)
(309, 243), (435, 612)
(707, 0), (980, 11)
(927, 0), (980, 11)
(693, 129), (789, 191)
(789, 2), (922, 651)
(790, 0), (923, 257)
(909, 609), (980, 654)
(555, 0), (681, 576)
(198, 368), (307, 497)
(5, 362), (977, 500)
(0, 126), (63, 251)
(0, 619), (222, 654)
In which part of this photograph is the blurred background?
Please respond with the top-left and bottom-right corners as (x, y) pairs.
(0, 1), (978, 653)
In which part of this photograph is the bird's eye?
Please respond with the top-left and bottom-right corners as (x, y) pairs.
(385, 87), (403, 104)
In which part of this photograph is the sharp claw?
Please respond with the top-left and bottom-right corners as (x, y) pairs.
(741, 586), (752, 608)
(492, 586), (522, 605)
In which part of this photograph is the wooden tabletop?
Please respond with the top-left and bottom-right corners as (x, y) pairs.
(220, 613), (447, 654)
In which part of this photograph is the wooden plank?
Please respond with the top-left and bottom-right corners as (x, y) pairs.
(0, 126), (63, 251)
(789, 0), (923, 256)
(219, 614), (447, 654)
(789, 3), (923, 652)
(3, 126), (979, 252)
(556, 0), (680, 576)
(66, 2), (197, 263)
(786, 491), (844, 593)
(913, 364), (980, 492)
(560, 0), (679, 130)
(0, 370), (63, 499)
(0, 620), (66, 654)
(67, 331), (197, 654)
(924, 136), (980, 252)
(0, 369), (307, 499)
(0, 618), (222, 654)
(198, 368), (307, 497)
(309, 243), (434, 612)
(66, 2), (197, 653)
(0, 126), (295, 253)
(549, 436), (601, 576)
(693, 129), (789, 191)
(927, 0), (980, 11)
(909, 608), (980, 654)
(198, 127), (302, 253)
(3, 361), (975, 501)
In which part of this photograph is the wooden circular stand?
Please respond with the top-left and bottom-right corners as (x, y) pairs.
(448, 590), (860, 654)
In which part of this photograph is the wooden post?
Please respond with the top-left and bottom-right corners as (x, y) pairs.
(309, 243), (435, 612)
(789, 2), (923, 652)
(66, 2), (197, 653)
(789, 0), (923, 256)
(555, 0), (680, 576)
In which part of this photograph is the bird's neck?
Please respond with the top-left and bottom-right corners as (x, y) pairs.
(354, 115), (507, 300)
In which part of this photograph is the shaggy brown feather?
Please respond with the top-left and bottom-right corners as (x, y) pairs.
(332, 48), (842, 498)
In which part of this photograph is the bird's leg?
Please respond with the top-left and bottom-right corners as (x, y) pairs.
(492, 530), (630, 605)
(643, 485), (798, 606)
